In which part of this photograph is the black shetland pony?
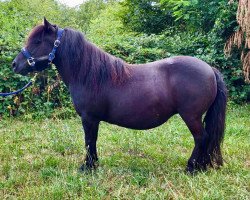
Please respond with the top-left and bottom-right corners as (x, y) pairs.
(12, 19), (227, 173)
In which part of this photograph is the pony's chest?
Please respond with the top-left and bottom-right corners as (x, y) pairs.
(69, 85), (106, 117)
(68, 85), (88, 113)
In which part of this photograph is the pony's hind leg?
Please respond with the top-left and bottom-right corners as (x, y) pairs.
(180, 115), (210, 174)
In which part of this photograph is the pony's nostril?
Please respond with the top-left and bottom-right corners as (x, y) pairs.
(12, 61), (16, 68)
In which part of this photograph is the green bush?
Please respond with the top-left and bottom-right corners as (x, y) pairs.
(0, 0), (249, 118)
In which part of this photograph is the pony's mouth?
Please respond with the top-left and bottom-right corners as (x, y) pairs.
(13, 65), (30, 76)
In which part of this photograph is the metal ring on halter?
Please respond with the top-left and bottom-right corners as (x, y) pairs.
(54, 40), (60, 47)
(27, 57), (35, 66)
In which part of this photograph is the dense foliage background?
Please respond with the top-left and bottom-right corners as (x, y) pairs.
(0, 0), (249, 118)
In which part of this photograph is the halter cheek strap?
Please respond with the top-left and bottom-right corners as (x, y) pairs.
(48, 28), (64, 63)
(21, 28), (64, 70)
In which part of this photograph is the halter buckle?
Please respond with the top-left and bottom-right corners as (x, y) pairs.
(27, 57), (35, 66)
(54, 40), (60, 47)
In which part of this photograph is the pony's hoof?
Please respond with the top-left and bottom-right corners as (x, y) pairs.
(79, 161), (99, 173)
(186, 165), (197, 175)
(186, 161), (208, 175)
(78, 164), (94, 173)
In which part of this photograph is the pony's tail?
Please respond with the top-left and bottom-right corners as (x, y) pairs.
(203, 68), (227, 167)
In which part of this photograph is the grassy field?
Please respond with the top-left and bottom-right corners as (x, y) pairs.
(0, 104), (249, 199)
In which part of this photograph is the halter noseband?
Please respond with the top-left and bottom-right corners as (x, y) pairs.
(21, 28), (64, 70)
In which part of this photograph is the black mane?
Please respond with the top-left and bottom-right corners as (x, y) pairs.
(57, 28), (130, 88)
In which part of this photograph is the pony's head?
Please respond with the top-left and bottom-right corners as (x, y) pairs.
(12, 18), (60, 75)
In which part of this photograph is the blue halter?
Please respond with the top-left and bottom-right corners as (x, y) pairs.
(21, 28), (64, 70)
(0, 28), (64, 97)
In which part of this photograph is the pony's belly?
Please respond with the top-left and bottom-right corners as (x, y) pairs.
(112, 120), (167, 130)
(105, 111), (175, 130)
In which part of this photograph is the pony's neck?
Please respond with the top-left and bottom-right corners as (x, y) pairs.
(52, 28), (84, 85)
(53, 28), (130, 88)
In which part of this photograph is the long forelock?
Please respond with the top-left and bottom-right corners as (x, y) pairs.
(26, 25), (45, 45)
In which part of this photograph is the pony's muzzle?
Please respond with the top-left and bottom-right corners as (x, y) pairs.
(12, 60), (17, 72)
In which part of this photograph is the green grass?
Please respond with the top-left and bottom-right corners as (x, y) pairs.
(0, 105), (249, 199)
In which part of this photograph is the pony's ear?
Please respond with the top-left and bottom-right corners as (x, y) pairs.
(43, 17), (55, 32)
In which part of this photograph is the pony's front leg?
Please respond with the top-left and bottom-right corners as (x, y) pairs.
(80, 115), (100, 171)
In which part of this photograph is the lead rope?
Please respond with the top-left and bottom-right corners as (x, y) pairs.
(0, 74), (37, 97)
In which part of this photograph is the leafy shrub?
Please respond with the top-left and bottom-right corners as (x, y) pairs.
(0, 0), (248, 119)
